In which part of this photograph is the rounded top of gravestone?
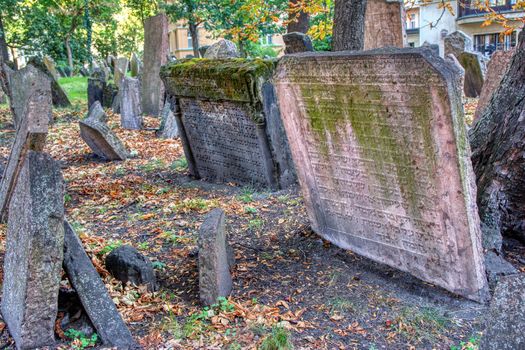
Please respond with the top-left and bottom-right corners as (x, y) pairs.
(283, 32), (314, 55)
(444, 31), (474, 57)
(204, 40), (240, 59)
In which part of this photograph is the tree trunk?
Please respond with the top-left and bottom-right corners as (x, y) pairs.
(0, 15), (9, 63)
(332, 0), (367, 51)
(189, 21), (200, 58)
(65, 35), (73, 76)
(469, 30), (525, 251)
(287, 0), (310, 33)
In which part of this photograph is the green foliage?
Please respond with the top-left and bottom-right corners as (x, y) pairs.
(59, 76), (88, 104)
(244, 41), (280, 58)
(171, 157), (188, 171)
(64, 329), (98, 350)
(152, 261), (167, 270)
(259, 326), (293, 350)
(450, 335), (481, 350)
(99, 239), (123, 255)
(312, 35), (332, 52)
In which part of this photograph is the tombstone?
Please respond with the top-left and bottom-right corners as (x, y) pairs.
(79, 101), (129, 160)
(199, 45), (210, 58)
(112, 90), (122, 114)
(43, 55), (59, 81)
(204, 40), (240, 59)
(158, 99), (179, 139)
(63, 221), (137, 349)
(421, 41), (439, 56)
(130, 52), (142, 77)
(283, 32), (314, 54)
(88, 68), (106, 108)
(480, 274), (525, 349)
(199, 208), (233, 305)
(142, 14), (168, 116)
(160, 59), (296, 189)
(458, 51), (485, 98)
(2, 151), (64, 349)
(114, 57), (129, 88)
(445, 53), (465, 94)
(274, 48), (489, 302)
(103, 82), (118, 109)
(105, 245), (157, 291)
(107, 55), (116, 70)
(120, 77), (143, 130)
(27, 57), (71, 108)
(0, 65), (51, 222)
(0, 88), (5, 104)
(364, 0), (407, 50)
(474, 49), (514, 121)
(444, 31), (474, 58)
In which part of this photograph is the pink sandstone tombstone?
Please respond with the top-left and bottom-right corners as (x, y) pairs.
(275, 48), (489, 302)
(142, 14), (168, 116)
(474, 49), (514, 121)
(364, 0), (407, 50)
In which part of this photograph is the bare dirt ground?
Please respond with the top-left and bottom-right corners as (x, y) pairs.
(0, 104), (507, 350)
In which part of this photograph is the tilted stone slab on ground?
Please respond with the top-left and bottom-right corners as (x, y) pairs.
(474, 49), (514, 121)
(79, 101), (129, 160)
(142, 14), (168, 116)
(274, 48), (488, 302)
(364, 0), (407, 50)
(63, 221), (137, 349)
(160, 59), (296, 189)
(2, 151), (64, 350)
(0, 65), (51, 222)
(120, 77), (143, 130)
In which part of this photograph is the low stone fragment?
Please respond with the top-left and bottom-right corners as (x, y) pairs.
(199, 208), (233, 305)
(480, 274), (525, 350)
(79, 101), (129, 160)
(120, 77), (143, 130)
(157, 99), (179, 139)
(484, 251), (518, 287)
(63, 221), (138, 349)
(283, 32), (314, 54)
(2, 151), (64, 350)
(105, 245), (157, 292)
(204, 40), (240, 59)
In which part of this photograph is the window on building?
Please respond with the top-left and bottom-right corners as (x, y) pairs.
(410, 14), (417, 29)
(259, 35), (273, 46)
(408, 42), (415, 47)
(474, 31), (517, 56)
(187, 31), (193, 49)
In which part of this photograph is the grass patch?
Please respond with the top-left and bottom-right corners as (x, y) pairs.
(59, 76), (88, 104)
(259, 326), (293, 350)
(394, 306), (450, 344)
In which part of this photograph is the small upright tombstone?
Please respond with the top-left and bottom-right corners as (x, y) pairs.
(120, 76), (143, 130)
(2, 151), (65, 350)
(88, 68), (106, 108)
(114, 57), (129, 88)
(158, 99), (179, 139)
(474, 49), (515, 121)
(458, 51), (485, 98)
(283, 32), (314, 54)
(142, 14), (168, 116)
(79, 101), (129, 160)
(274, 48), (489, 302)
(130, 53), (142, 77)
(364, 0), (407, 50)
(444, 31), (474, 58)
(204, 40), (240, 59)
(103, 82), (118, 109)
(199, 208), (233, 305)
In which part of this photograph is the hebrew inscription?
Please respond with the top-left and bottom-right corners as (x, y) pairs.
(275, 49), (488, 302)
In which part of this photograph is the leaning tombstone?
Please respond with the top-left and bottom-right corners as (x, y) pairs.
(130, 52), (142, 77)
(199, 208), (233, 305)
(63, 221), (137, 349)
(444, 31), (474, 58)
(114, 57), (129, 88)
(283, 32), (314, 54)
(158, 98), (179, 139)
(0, 65), (51, 222)
(79, 101), (129, 160)
(480, 274), (525, 349)
(120, 76), (143, 130)
(160, 59), (296, 189)
(88, 68), (106, 108)
(43, 55), (60, 81)
(274, 48), (489, 302)
(2, 151), (64, 350)
(458, 51), (485, 98)
(474, 49), (514, 121)
(204, 40), (240, 59)
(27, 57), (71, 108)
(363, 0), (407, 50)
(142, 14), (168, 116)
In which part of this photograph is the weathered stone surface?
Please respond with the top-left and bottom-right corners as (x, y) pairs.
(103, 82), (118, 109)
(112, 90), (122, 114)
(43, 56), (59, 81)
(114, 57), (129, 88)
(158, 99), (179, 139)
(204, 40), (240, 59)
(274, 48), (488, 302)
(444, 31), (473, 58)
(120, 77), (143, 130)
(79, 101), (129, 160)
(88, 71), (106, 108)
(63, 221), (137, 349)
(445, 53), (465, 94)
(474, 49), (514, 121)
(422, 41), (439, 56)
(2, 151), (64, 350)
(27, 57), (71, 107)
(283, 32), (314, 54)
(480, 274), (525, 349)
(0, 88), (5, 104)
(199, 208), (232, 305)
(130, 53), (142, 77)
(458, 51), (485, 98)
(484, 251), (518, 287)
(0, 65), (51, 222)
(142, 14), (168, 116)
(199, 45), (210, 58)
(160, 59), (296, 189)
(105, 245), (157, 292)
(364, 0), (407, 50)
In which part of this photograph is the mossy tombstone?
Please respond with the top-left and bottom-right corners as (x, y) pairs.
(274, 48), (488, 302)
